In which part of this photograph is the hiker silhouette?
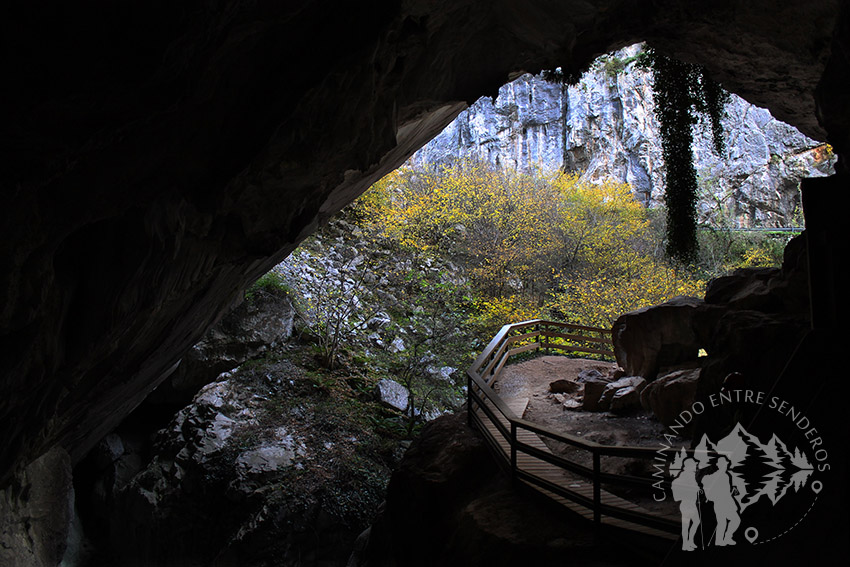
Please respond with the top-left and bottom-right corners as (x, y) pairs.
(671, 457), (701, 551)
(702, 456), (741, 546)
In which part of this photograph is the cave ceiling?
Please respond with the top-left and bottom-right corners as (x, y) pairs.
(0, 0), (846, 483)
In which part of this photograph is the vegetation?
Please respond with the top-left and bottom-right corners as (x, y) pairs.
(286, 251), (379, 370)
(598, 52), (645, 79)
(270, 157), (793, 436)
(638, 47), (730, 263)
(365, 161), (705, 332)
(245, 271), (291, 302)
(546, 45), (731, 264)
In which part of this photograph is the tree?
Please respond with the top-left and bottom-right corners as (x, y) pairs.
(284, 246), (380, 370)
(365, 162), (707, 332)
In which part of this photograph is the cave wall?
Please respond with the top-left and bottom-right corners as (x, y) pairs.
(0, 0), (846, 485)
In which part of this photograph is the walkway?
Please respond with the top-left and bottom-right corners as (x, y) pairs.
(477, 386), (676, 539)
(467, 319), (682, 541)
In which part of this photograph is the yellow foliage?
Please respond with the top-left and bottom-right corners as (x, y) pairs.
(360, 162), (708, 332)
(373, 161), (565, 297)
(547, 259), (705, 329)
(468, 294), (541, 335)
(738, 246), (774, 268)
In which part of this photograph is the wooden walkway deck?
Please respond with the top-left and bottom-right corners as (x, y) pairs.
(467, 320), (682, 543)
(474, 396), (678, 540)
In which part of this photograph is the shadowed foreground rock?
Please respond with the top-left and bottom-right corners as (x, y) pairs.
(612, 235), (814, 431)
(354, 411), (653, 567)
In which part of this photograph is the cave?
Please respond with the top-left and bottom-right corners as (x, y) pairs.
(1, 1), (848, 565)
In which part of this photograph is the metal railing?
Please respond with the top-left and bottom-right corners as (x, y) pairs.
(466, 319), (681, 536)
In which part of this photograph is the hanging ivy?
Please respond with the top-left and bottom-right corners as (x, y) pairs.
(640, 48), (729, 263)
(545, 47), (729, 264)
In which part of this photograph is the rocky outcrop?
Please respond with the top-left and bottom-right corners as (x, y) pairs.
(411, 45), (836, 225)
(79, 362), (392, 566)
(149, 289), (294, 406)
(375, 378), (410, 412)
(357, 412), (645, 567)
(612, 296), (710, 381)
(1, 0), (847, 497)
(614, 234), (814, 432)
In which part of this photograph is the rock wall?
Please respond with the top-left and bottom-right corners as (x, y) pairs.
(410, 45), (837, 226)
(0, 448), (74, 567)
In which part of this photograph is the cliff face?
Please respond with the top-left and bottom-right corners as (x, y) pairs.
(411, 45), (836, 227)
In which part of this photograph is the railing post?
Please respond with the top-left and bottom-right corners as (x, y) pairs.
(510, 421), (518, 484)
(489, 350), (496, 381)
(467, 373), (473, 427)
(593, 450), (601, 525)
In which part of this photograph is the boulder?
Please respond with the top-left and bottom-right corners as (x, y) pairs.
(612, 296), (712, 381)
(576, 368), (605, 383)
(549, 379), (580, 394)
(608, 366), (626, 381)
(581, 377), (613, 412)
(596, 377), (647, 412)
(609, 386), (642, 413)
(640, 368), (701, 428)
(375, 379), (409, 412)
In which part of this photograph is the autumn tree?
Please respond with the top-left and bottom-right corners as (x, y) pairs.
(365, 161), (705, 332)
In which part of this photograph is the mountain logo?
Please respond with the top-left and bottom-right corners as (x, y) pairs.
(660, 391), (828, 552)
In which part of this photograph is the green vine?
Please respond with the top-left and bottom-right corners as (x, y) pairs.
(640, 48), (729, 263)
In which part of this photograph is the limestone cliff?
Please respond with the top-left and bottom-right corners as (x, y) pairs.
(411, 45), (836, 227)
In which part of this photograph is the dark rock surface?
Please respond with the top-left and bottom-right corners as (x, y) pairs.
(614, 234), (816, 436)
(356, 411), (650, 567)
(612, 296), (710, 381)
(585, 375), (647, 412)
(0, 448), (74, 567)
(581, 376), (613, 411)
(149, 290), (294, 406)
(640, 367), (701, 428)
(548, 378), (580, 394)
(0, 0), (847, 496)
(78, 362), (392, 567)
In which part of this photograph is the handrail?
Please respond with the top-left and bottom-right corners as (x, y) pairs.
(466, 319), (681, 538)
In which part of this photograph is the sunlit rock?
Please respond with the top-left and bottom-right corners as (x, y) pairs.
(375, 378), (410, 412)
